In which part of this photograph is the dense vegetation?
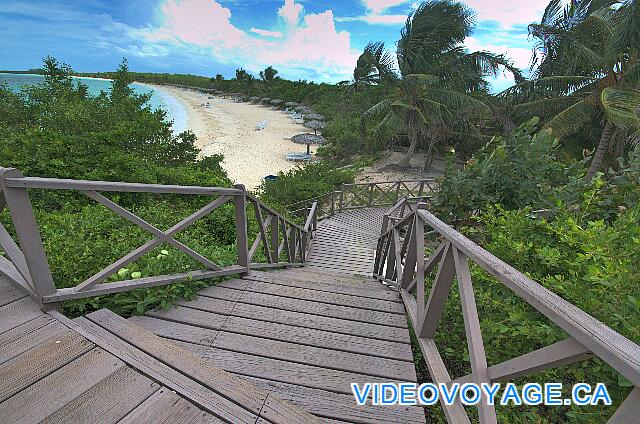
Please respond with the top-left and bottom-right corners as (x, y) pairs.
(422, 119), (640, 422)
(0, 57), (240, 317)
(0, 0), (638, 422)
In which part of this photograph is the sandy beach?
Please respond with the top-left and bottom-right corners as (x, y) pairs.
(150, 85), (310, 190)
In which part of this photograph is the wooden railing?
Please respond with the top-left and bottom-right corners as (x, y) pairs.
(0, 167), (316, 309)
(288, 179), (436, 221)
(374, 198), (640, 423)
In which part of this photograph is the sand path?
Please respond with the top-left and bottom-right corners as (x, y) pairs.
(151, 85), (310, 190)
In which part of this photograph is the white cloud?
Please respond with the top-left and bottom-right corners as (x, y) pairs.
(338, 0), (549, 28)
(335, 0), (410, 25)
(140, 0), (359, 82)
(362, 0), (409, 14)
(278, 0), (303, 26)
(249, 28), (283, 37)
(465, 36), (532, 69)
(464, 0), (549, 28)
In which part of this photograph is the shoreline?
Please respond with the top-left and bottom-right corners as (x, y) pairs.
(148, 84), (310, 190)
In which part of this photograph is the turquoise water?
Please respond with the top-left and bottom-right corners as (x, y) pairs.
(0, 73), (187, 133)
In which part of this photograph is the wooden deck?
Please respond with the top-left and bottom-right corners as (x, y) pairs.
(0, 276), (321, 423)
(0, 205), (425, 423)
(305, 207), (387, 275)
(131, 206), (425, 423)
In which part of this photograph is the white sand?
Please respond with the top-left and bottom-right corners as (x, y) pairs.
(150, 85), (310, 190)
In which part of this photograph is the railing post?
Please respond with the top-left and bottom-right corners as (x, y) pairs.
(271, 214), (279, 263)
(330, 191), (335, 216)
(368, 184), (373, 206)
(339, 191), (344, 212)
(381, 214), (389, 236)
(233, 184), (249, 274)
(0, 168), (57, 310)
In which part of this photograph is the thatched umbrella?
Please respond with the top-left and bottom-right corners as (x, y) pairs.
(291, 133), (326, 154)
(270, 99), (283, 108)
(304, 119), (325, 135)
(294, 105), (312, 114)
(304, 113), (325, 121)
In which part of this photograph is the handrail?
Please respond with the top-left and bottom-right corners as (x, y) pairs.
(373, 201), (640, 423)
(287, 179), (436, 222)
(0, 167), (311, 309)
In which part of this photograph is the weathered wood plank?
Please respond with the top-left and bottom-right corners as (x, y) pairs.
(196, 286), (407, 328)
(66, 315), (260, 423)
(0, 296), (42, 334)
(245, 376), (425, 424)
(245, 271), (400, 301)
(119, 388), (225, 424)
(0, 330), (94, 402)
(174, 339), (410, 395)
(129, 315), (220, 346)
(0, 278), (27, 307)
(0, 348), (123, 423)
(85, 309), (320, 423)
(218, 279), (404, 314)
(0, 315), (68, 365)
(144, 308), (413, 360)
(41, 366), (160, 424)
(304, 264), (371, 276)
(209, 330), (416, 380)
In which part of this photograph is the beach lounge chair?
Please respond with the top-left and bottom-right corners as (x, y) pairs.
(255, 120), (268, 130)
(285, 152), (311, 162)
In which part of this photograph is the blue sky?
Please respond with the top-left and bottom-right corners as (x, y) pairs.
(0, 0), (550, 91)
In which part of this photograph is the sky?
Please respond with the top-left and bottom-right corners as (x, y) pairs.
(0, 0), (551, 91)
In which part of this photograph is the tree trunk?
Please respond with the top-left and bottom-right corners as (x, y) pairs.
(422, 135), (436, 172)
(586, 121), (614, 180)
(489, 105), (516, 135)
(399, 116), (417, 168)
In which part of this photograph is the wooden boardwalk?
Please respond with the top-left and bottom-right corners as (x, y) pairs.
(132, 206), (426, 423)
(305, 207), (387, 275)
(0, 276), (321, 423)
(0, 204), (425, 423)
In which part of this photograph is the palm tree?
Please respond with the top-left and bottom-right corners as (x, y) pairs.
(352, 42), (397, 91)
(362, 1), (523, 168)
(503, 0), (640, 179)
(260, 66), (279, 82)
(235, 68), (249, 81)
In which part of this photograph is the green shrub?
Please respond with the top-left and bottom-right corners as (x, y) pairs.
(256, 160), (356, 210)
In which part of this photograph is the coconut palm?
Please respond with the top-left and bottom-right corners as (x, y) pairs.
(352, 42), (397, 91)
(260, 66), (279, 82)
(362, 1), (524, 168)
(503, 0), (640, 179)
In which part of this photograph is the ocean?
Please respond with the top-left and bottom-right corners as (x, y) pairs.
(0, 73), (188, 134)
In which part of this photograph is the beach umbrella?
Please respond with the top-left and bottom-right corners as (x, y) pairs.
(249, 96), (260, 103)
(303, 113), (325, 121)
(304, 119), (325, 135)
(261, 98), (271, 105)
(270, 99), (283, 108)
(291, 133), (326, 154)
(285, 101), (298, 108)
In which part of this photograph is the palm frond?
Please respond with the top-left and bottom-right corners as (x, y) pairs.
(397, 0), (474, 75)
(601, 86), (640, 130)
(512, 95), (585, 121)
(362, 98), (393, 120)
(545, 97), (600, 139)
(499, 75), (596, 103)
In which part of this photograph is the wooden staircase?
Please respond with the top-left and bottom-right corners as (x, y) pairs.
(131, 206), (426, 423)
